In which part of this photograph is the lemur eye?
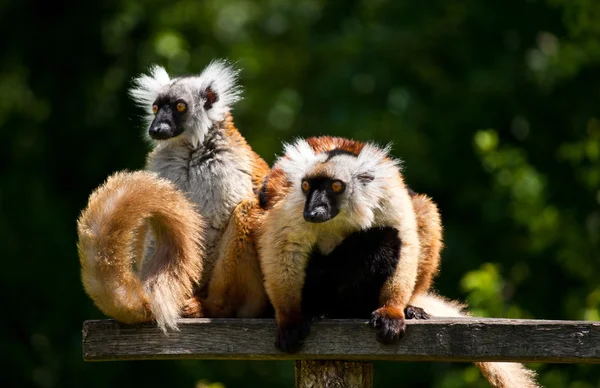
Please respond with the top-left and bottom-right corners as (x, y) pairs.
(301, 181), (310, 192)
(176, 102), (187, 113)
(152, 105), (158, 115)
(331, 180), (344, 193)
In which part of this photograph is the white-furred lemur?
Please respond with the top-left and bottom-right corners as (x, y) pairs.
(257, 136), (539, 388)
(77, 60), (270, 332)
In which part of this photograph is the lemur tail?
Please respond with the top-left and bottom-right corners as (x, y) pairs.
(409, 293), (540, 388)
(77, 171), (204, 332)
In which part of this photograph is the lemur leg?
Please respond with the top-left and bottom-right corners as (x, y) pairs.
(203, 199), (268, 318)
(260, 241), (311, 353)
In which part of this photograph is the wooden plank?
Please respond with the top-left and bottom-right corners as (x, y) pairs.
(82, 318), (600, 363)
(294, 361), (373, 388)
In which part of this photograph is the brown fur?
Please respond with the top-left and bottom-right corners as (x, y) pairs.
(201, 198), (270, 317)
(411, 193), (443, 295)
(306, 136), (366, 155)
(259, 167), (293, 210)
(222, 114), (270, 193)
(77, 171), (204, 330)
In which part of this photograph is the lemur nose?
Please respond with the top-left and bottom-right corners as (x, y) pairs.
(304, 207), (329, 223)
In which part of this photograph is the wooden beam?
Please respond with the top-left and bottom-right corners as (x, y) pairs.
(82, 318), (600, 364)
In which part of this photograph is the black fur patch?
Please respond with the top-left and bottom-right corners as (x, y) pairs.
(302, 227), (401, 319)
(325, 148), (359, 161)
(258, 176), (270, 209)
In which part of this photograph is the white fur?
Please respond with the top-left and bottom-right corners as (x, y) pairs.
(129, 65), (171, 121)
(147, 140), (255, 266)
(193, 59), (242, 124)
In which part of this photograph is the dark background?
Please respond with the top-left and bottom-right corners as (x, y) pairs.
(1, 0), (599, 387)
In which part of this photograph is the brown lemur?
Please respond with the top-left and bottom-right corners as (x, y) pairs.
(258, 136), (433, 348)
(257, 136), (539, 388)
(77, 60), (270, 332)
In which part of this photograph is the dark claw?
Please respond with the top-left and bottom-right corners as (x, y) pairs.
(404, 305), (430, 320)
(369, 309), (406, 344)
(275, 317), (310, 353)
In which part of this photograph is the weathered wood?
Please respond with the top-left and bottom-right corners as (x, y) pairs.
(294, 360), (373, 388)
(82, 318), (600, 363)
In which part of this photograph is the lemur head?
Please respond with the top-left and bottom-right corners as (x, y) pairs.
(264, 137), (401, 229)
(129, 59), (241, 147)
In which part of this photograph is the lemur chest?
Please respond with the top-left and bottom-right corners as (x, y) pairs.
(314, 231), (352, 255)
(148, 147), (254, 240)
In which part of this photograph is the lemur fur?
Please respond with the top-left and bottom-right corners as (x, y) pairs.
(77, 60), (270, 331)
(258, 136), (438, 350)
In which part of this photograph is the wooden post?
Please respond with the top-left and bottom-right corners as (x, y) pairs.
(295, 360), (373, 388)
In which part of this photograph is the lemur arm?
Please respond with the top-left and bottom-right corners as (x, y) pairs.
(259, 215), (312, 353)
(371, 187), (421, 344)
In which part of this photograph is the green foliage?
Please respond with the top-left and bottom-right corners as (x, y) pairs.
(1, 0), (598, 386)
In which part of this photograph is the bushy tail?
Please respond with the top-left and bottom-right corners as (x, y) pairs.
(77, 171), (204, 332)
(409, 293), (540, 388)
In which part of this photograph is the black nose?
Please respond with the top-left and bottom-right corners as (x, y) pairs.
(148, 123), (172, 140)
(304, 207), (331, 223)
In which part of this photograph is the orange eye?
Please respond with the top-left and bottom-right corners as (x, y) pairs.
(152, 104), (158, 114)
(176, 102), (187, 113)
(331, 181), (344, 193)
(301, 181), (310, 192)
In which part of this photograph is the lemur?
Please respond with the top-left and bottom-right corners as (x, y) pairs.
(77, 60), (270, 331)
(258, 136), (430, 349)
(257, 136), (539, 388)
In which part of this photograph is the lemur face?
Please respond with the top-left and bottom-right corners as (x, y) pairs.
(130, 60), (241, 147)
(301, 176), (346, 223)
(149, 83), (218, 141)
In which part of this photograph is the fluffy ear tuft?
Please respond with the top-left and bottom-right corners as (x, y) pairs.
(196, 59), (242, 121)
(129, 65), (171, 116)
(354, 142), (402, 181)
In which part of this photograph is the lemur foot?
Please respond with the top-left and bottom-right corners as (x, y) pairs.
(404, 305), (430, 320)
(275, 316), (310, 353)
(369, 306), (406, 344)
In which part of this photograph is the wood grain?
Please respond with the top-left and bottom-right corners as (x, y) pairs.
(295, 361), (373, 388)
(82, 318), (600, 363)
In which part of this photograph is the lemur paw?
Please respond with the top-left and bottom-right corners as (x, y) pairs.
(181, 297), (203, 318)
(369, 306), (406, 344)
(404, 305), (430, 320)
(275, 316), (310, 353)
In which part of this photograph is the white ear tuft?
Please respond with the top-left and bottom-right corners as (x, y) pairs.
(354, 142), (402, 181)
(277, 138), (319, 180)
(129, 65), (171, 117)
(196, 59), (242, 122)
